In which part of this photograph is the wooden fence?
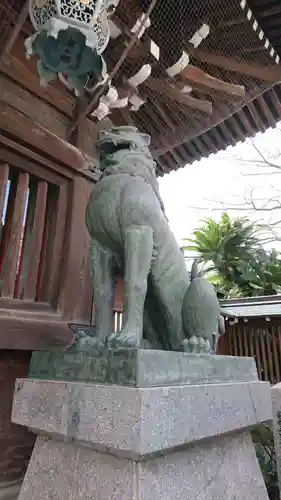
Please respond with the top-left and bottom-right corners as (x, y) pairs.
(0, 165), (62, 303)
(220, 321), (281, 385)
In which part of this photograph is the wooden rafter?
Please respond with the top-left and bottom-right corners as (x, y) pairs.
(146, 78), (212, 114)
(177, 65), (245, 99)
(0, 0), (29, 61)
(220, 4), (281, 28)
(148, 98), (177, 132)
(153, 85), (271, 157)
(1, 0), (280, 172)
(256, 94), (276, 128)
(126, 39), (246, 100)
(67, 0), (158, 138)
(187, 44), (281, 83)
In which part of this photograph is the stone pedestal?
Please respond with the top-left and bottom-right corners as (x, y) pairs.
(271, 382), (281, 499)
(12, 350), (271, 499)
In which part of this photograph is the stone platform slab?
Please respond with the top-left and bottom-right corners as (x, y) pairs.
(29, 349), (258, 387)
(12, 378), (271, 458)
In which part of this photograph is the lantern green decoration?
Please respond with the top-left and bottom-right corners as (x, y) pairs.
(25, 0), (118, 93)
(28, 27), (105, 94)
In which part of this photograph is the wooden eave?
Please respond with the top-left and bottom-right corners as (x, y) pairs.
(1, 0), (281, 175)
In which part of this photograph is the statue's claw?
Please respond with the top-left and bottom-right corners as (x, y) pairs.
(183, 336), (212, 354)
(66, 327), (105, 353)
(183, 335), (198, 353)
(66, 324), (152, 352)
(202, 339), (212, 353)
(105, 330), (153, 350)
(69, 337), (105, 353)
(105, 330), (141, 349)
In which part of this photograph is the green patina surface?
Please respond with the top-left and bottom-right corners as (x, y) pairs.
(30, 349), (137, 387)
(29, 349), (258, 388)
(83, 126), (223, 353)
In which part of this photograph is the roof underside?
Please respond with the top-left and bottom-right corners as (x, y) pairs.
(249, 0), (281, 58)
(165, 0), (281, 174)
(220, 295), (281, 318)
(1, 0), (281, 174)
(154, 0), (281, 173)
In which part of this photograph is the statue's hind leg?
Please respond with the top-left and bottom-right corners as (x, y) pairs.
(106, 225), (153, 349)
(91, 241), (115, 341)
(68, 241), (115, 352)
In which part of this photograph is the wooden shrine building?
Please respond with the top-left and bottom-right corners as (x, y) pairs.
(1, 0), (281, 497)
(218, 295), (281, 386)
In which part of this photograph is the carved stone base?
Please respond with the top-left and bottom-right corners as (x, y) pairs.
(12, 353), (271, 499)
(29, 349), (259, 386)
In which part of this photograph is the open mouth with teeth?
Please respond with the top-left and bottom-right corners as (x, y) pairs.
(98, 140), (132, 162)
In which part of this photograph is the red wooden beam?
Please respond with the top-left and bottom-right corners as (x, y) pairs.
(0, 0), (29, 61)
(67, 0), (158, 138)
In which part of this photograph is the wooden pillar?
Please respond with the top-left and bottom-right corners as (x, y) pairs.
(0, 351), (35, 498)
(58, 176), (93, 323)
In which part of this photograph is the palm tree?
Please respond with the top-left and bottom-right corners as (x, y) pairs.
(183, 213), (281, 297)
(254, 249), (281, 295)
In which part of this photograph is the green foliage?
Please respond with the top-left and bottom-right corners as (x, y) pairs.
(183, 213), (281, 298)
(252, 424), (279, 499)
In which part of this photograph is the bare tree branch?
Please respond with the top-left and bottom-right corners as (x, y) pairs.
(251, 142), (281, 171)
(240, 171), (281, 177)
(189, 194), (281, 213)
(183, 132), (281, 247)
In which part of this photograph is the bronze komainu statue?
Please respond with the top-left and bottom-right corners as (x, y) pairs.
(77, 126), (223, 352)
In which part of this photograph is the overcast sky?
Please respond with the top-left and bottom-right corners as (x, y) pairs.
(158, 125), (281, 253)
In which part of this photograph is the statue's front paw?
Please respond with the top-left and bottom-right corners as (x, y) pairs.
(68, 332), (105, 353)
(106, 330), (141, 349)
(183, 336), (212, 354)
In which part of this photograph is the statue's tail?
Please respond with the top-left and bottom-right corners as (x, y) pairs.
(190, 259), (203, 280)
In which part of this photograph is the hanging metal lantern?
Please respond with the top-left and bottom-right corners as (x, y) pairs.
(29, 0), (119, 35)
(25, 0), (118, 94)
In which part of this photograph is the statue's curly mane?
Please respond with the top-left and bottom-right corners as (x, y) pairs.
(97, 126), (167, 215)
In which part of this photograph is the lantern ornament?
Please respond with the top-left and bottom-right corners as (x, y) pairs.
(25, 0), (119, 94)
